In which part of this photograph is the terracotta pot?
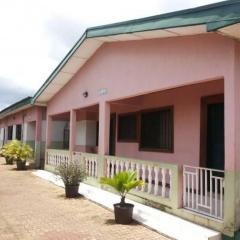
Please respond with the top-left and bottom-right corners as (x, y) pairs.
(114, 203), (134, 224)
(16, 160), (26, 170)
(65, 184), (79, 198)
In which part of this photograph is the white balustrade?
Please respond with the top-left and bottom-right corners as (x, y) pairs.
(148, 165), (153, 194)
(154, 166), (159, 195)
(46, 150), (179, 207)
(46, 149), (71, 167)
(105, 156), (174, 199)
(183, 165), (224, 220)
(74, 152), (98, 178)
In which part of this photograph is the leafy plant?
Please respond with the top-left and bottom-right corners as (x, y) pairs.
(100, 171), (144, 205)
(0, 140), (33, 162)
(1, 140), (19, 159)
(15, 143), (33, 162)
(0, 143), (14, 164)
(0, 144), (9, 158)
(56, 159), (86, 186)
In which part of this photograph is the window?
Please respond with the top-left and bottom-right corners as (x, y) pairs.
(118, 113), (138, 142)
(63, 123), (69, 149)
(140, 107), (173, 152)
(8, 126), (13, 140)
(16, 124), (22, 140)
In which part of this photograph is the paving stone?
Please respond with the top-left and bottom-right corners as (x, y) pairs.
(0, 158), (170, 240)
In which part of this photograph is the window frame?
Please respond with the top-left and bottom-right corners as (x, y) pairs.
(7, 125), (13, 140)
(117, 112), (139, 143)
(16, 124), (22, 141)
(138, 106), (174, 153)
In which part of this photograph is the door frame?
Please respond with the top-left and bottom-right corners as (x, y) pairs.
(109, 113), (116, 156)
(200, 94), (224, 168)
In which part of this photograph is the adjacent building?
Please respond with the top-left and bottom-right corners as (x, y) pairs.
(0, 97), (46, 168)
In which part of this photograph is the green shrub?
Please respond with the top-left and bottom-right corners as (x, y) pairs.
(1, 140), (33, 162)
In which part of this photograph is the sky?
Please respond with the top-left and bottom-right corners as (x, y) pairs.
(0, 0), (222, 110)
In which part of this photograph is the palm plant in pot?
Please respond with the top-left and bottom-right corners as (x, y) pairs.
(100, 171), (144, 224)
(56, 159), (86, 198)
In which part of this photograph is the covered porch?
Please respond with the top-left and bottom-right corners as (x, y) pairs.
(44, 79), (229, 233)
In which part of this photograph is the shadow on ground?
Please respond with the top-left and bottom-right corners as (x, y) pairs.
(57, 193), (85, 200)
(105, 219), (139, 226)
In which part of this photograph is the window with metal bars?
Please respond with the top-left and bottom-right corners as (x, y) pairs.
(139, 106), (173, 152)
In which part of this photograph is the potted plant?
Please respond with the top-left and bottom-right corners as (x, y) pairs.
(15, 142), (33, 170)
(5, 140), (33, 170)
(100, 171), (144, 224)
(0, 143), (14, 165)
(56, 159), (86, 198)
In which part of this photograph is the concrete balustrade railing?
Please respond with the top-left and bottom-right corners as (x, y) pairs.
(73, 152), (98, 178)
(45, 149), (181, 209)
(104, 155), (181, 208)
(45, 149), (71, 167)
(106, 155), (172, 197)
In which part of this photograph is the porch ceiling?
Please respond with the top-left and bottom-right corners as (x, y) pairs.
(32, 0), (240, 105)
(52, 111), (70, 121)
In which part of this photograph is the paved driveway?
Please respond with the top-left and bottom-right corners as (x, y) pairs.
(0, 158), (169, 240)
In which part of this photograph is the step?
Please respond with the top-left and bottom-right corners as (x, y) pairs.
(33, 170), (221, 240)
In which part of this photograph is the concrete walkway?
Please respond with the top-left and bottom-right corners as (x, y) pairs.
(0, 158), (169, 240)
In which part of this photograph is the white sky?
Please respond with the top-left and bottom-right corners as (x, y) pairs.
(0, 0), (221, 109)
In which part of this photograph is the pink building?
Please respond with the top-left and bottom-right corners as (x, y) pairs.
(1, 1), (240, 238)
(0, 97), (46, 168)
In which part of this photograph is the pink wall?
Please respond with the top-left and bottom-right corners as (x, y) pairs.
(0, 106), (46, 127)
(45, 33), (239, 170)
(47, 33), (234, 115)
(114, 80), (223, 166)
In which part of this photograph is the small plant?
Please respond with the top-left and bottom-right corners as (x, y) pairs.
(100, 171), (143, 224)
(1, 140), (33, 170)
(101, 171), (143, 205)
(14, 143), (33, 162)
(0, 143), (14, 164)
(56, 159), (86, 198)
(0, 140), (21, 165)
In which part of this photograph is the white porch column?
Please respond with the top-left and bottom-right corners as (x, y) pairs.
(98, 101), (110, 155)
(12, 125), (16, 140)
(22, 123), (28, 143)
(4, 127), (8, 143)
(0, 128), (4, 148)
(46, 115), (52, 149)
(35, 108), (42, 168)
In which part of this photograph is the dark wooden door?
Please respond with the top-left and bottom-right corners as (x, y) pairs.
(206, 103), (224, 171)
(109, 113), (116, 156)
